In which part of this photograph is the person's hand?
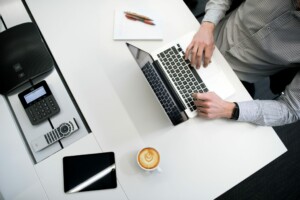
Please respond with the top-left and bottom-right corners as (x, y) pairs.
(185, 22), (215, 69)
(192, 92), (235, 119)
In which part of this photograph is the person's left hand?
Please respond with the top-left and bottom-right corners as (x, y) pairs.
(192, 92), (235, 119)
(185, 22), (215, 69)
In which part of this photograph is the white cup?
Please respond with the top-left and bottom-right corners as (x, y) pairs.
(137, 147), (162, 172)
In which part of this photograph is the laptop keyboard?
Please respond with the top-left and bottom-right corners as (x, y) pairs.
(142, 62), (184, 125)
(157, 44), (208, 112)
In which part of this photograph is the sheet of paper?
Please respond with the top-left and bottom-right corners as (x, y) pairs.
(113, 8), (163, 40)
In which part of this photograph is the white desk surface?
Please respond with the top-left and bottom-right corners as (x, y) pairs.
(1, 0), (287, 199)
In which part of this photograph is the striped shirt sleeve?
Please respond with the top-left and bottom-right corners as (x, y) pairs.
(202, 0), (232, 25)
(237, 72), (300, 126)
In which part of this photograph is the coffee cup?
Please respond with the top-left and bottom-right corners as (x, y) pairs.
(137, 147), (161, 172)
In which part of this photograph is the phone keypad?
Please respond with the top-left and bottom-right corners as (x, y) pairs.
(26, 96), (60, 125)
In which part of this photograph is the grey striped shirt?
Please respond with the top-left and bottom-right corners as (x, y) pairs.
(202, 0), (300, 126)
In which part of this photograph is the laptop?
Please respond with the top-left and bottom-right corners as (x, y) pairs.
(126, 31), (235, 125)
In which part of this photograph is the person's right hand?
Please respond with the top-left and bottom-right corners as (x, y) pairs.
(192, 92), (235, 119)
(185, 22), (215, 69)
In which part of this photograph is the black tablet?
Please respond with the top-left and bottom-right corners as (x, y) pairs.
(63, 152), (117, 193)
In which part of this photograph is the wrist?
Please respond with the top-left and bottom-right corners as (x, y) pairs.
(201, 21), (215, 33)
(230, 102), (240, 120)
(223, 102), (236, 119)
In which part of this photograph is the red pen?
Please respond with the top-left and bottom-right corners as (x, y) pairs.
(125, 14), (155, 26)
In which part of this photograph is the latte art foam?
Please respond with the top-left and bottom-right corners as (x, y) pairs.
(138, 147), (160, 169)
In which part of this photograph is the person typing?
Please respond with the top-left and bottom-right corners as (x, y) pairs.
(185, 0), (300, 126)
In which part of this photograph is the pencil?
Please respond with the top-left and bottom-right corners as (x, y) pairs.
(125, 14), (155, 26)
(124, 11), (153, 21)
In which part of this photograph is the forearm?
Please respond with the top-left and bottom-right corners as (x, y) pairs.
(238, 72), (300, 126)
(202, 0), (232, 25)
(193, 91), (299, 125)
(237, 100), (300, 126)
(201, 21), (215, 33)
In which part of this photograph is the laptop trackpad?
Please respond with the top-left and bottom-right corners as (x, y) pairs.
(198, 62), (235, 99)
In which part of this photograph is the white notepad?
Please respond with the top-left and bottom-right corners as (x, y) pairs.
(113, 9), (163, 40)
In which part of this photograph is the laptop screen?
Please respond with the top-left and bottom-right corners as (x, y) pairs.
(126, 43), (154, 69)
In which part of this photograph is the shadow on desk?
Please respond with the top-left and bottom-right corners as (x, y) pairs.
(103, 59), (174, 137)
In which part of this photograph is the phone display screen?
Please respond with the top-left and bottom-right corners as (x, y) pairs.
(24, 86), (47, 104)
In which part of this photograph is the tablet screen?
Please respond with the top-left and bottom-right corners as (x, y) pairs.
(63, 152), (117, 193)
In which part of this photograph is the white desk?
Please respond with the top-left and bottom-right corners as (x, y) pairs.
(0, 0), (287, 199)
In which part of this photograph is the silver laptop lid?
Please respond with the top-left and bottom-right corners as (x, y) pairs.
(126, 42), (154, 70)
(126, 43), (187, 125)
